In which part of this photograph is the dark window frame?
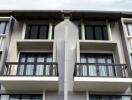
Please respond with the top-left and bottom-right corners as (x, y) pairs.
(85, 25), (108, 40)
(25, 24), (49, 39)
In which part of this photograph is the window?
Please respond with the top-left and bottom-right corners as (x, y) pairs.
(89, 95), (131, 100)
(1, 94), (42, 100)
(126, 23), (132, 36)
(85, 25), (108, 40)
(78, 25), (82, 40)
(25, 24), (49, 39)
(80, 53), (115, 77)
(17, 53), (52, 76)
(0, 21), (9, 35)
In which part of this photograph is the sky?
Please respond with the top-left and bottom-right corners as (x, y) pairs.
(0, 0), (132, 11)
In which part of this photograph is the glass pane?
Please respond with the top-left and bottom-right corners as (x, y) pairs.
(127, 24), (132, 36)
(17, 57), (26, 75)
(5, 22), (9, 34)
(101, 96), (109, 100)
(25, 26), (30, 39)
(0, 22), (6, 34)
(98, 57), (107, 76)
(78, 25), (82, 40)
(26, 57), (35, 75)
(111, 96), (121, 100)
(30, 26), (38, 39)
(45, 54), (52, 75)
(103, 26), (108, 40)
(107, 58), (115, 77)
(52, 25), (55, 39)
(85, 26), (94, 40)
(89, 96), (100, 100)
(21, 95), (31, 100)
(36, 56), (44, 75)
(95, 26), (103, 40)
(80, 55), (87, 76)
(32, 96), (42, 100)
(122, 96), (131, 100)
(1, 95), (9, 100)
(39, 25), (48, 39)
(10, 95), (20, 100)
(88, 56), (97, 76)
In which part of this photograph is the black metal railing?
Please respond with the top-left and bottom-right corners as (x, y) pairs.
(2, 62), (58, 76)
(74, 63), (128, 78)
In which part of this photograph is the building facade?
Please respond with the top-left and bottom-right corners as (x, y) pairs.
(0, 10), (132, 100)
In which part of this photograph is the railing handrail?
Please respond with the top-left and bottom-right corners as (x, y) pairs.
(75, 63), (127, 67)
(6, 62), (58, 65)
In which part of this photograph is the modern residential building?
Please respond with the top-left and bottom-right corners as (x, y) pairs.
(0, 10), (132, 100)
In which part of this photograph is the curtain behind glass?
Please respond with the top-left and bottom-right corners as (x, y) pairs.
(17, 56), (26, 75)
(36, 56), (45, 75)
(10, 95), (19, 100)
(80, 55), (87, 76)
(45, 55), (52, 76)
(88, 56), (96, 76)
(122, 96), (131, 100)
(98, 57), (107, 76)
(107, 58), (115, 77)
(1, 95), (9, 100)
(26, 56), (35, 75)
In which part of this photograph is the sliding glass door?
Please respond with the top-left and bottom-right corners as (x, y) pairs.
(80, 53), (115, 77)
(89, 95), (131, 100)
(17, 53), (52, 76)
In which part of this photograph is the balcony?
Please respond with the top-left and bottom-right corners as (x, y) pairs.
(0, 62), (59, 91)
(74, 63), (132, 92)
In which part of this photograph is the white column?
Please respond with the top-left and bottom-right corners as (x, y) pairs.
(86, 91), (89, 100)
(49, 23), (53, 40)
(43, 90), (45, 100)
(22, 22), (26, 40)
(64, 24), (68, 100)
(106, 20), (112, 40)
(81, 23), (85, 40)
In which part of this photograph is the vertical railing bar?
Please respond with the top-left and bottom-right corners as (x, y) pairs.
(50, 63), (53, 76)
(57, 63), (59, 76)
(87, 63), (89, 77)
(8, 64), (12, 75)
(5, 63), (9, 75)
